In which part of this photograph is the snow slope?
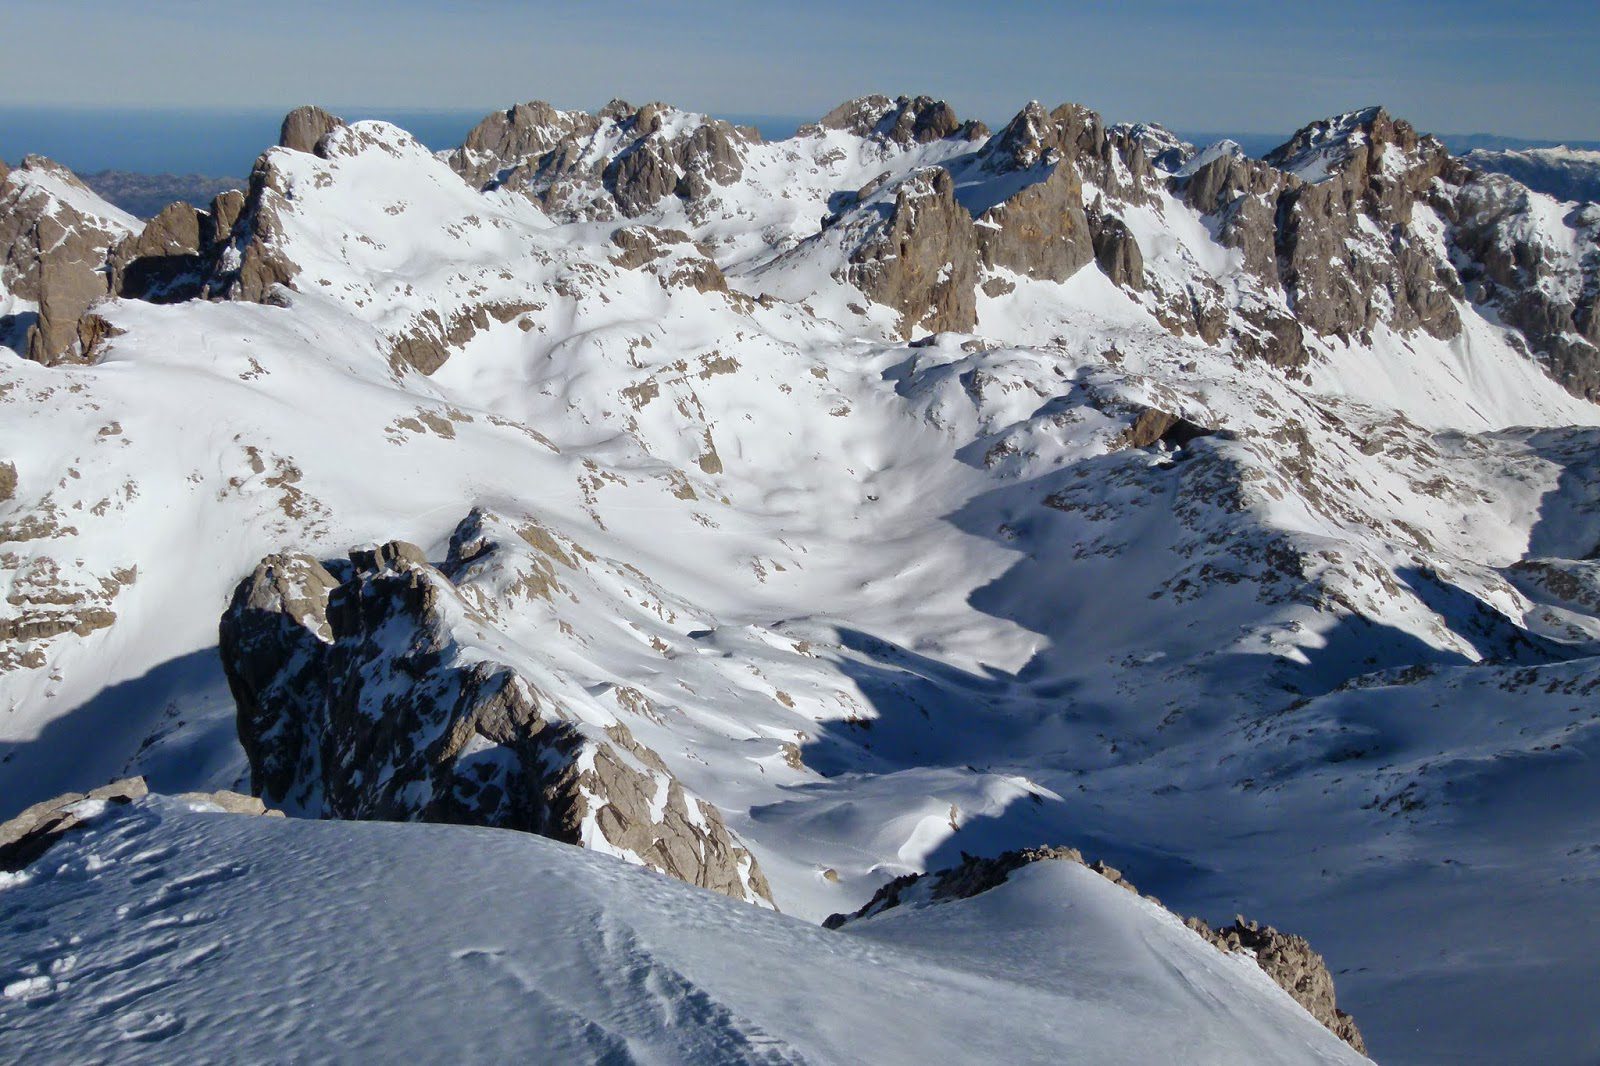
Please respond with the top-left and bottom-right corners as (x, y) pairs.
(0, 799), (1364, 1065)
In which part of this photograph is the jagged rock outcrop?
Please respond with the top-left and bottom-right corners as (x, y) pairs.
(971, 104), (1097, 284)
(218, 512), (774, 905)
(846, 167), (978, 337)
(1089, 210), (1145, 290)
(1187, 916), (1368, 1055)
(212, 153), (300, 305)
(449, 101), (604, 189)
(816, 95), (987, 146)
(278, 105), (346, 156)
(1269, 110), (1460, 342)
(0, 156), (136, 364)
(1443, 171), (1600, 398)
(449, 99), (753, 220)
(108, 200), (216, 301)
(1114, 122), (1197, 173)
(604, 106), (748, 216)
(387, 301), (539, 375)
(825, 845), (1365, 1055)
(609, 225), (728, 293)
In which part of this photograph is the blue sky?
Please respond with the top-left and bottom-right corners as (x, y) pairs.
(5, 0), (1597, 139)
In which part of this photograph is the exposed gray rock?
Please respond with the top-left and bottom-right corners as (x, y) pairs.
(0, 777), (147, 871)
(1178, 153), (1292, 285)
(970, 103), (1125, 285)
(1114, 122), (1197, 173)
(825, 845), (1365, 1056)
(1090, 210), (1145, 290)
(609, 225), (728, 294)
(846, 167), (978, 338)
(1443, 171), (1600, 399)
(279, 105), (346, 156)
(449, 100), (752, 220)
(817, 95), (986, 146)
(172, 789), (285, 816)
(0, 156), (134, 364)
(1117, 406), (1213, 450)
(1269, 108), (1461, 343)
(1187, 916), (1367, 1056)
(218, 511), (773, 905)
(212, 155), (300, 305)
(108, 200), (211, 300)
(449, 101), (604, 190)
(387, 301), (538, 375)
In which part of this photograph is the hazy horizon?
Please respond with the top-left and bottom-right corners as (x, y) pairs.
(4, 101), (1595, 181)
(5, 0), (1597, 143)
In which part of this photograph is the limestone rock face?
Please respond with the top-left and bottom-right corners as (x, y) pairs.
(218, 511), (774, 906)
(214, 156), (300, 305)
(108, 200), (212, 300)
(825, 845), (1365, 1056)
(1268, 108), (1461, 342)
(0, 156), (136, 365)
(1090, 211), (1145, 290)
(846, 167), (978, 338)
(449, 99), (753, 220)
(449, 101), (604, 189)
(818, 95), (986, 146)
(278, 105), (346, 156)
(1179, 153), (1292, 285)
(1188, 917), (1368, 1056)
(387, 301), (539, 375)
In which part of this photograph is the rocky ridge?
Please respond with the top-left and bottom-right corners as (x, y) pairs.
(218, 509), (774, 906)
(824, 845), (1365, 1055)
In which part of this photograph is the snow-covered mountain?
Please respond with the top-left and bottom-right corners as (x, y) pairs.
(1464, 145), (1600, 206)
(3, 95), (1600, 1062)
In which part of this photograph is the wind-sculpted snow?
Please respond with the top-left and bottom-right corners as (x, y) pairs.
(2, 95), (1600, 1061)
(0, 799), (1368, 1064)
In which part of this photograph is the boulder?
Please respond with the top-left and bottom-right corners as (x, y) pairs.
(109, 200), (210, 300)
(278, 105), (346, 156)
(0, 777), (147, 871)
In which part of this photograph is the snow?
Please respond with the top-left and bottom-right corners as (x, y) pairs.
(0, 799), (1365, 1064)
(2, 101), (1600, 1062)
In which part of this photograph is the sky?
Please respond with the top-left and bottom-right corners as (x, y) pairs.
(3, 0), (1598, 141)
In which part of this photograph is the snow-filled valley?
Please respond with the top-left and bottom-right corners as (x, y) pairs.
(2, 96), (1600, 1063)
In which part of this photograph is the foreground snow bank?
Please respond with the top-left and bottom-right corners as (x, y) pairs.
(0, 800), (1364, 1064)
